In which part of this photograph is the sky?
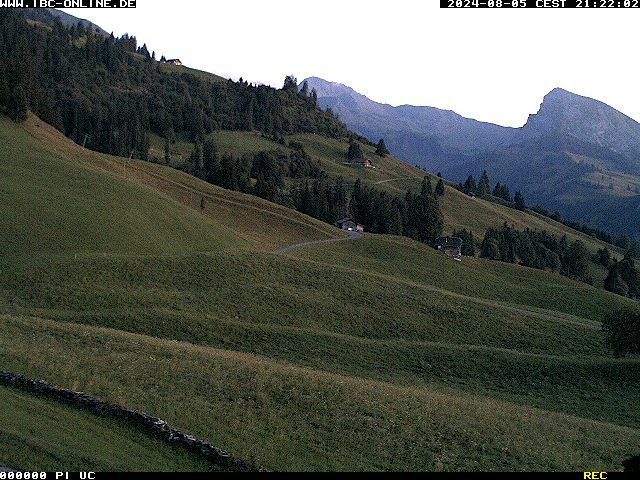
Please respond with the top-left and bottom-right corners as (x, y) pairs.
(62, 0), (640, 127)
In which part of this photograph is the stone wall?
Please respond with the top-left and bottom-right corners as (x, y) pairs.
(0, 372), (262, 472)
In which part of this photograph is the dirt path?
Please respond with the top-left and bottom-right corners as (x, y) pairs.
(275, 230), (362, 255)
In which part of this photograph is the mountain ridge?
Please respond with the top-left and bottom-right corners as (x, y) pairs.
(305, 76), (640, 236)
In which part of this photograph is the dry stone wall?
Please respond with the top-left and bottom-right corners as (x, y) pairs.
(0, 372), (262, 472)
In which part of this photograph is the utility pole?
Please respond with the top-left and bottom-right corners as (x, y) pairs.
(82, 134), (89, 149)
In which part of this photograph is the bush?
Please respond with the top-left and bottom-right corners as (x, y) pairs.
(602, 308), (640, 357)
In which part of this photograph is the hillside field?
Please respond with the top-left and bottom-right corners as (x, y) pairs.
(1, 115), (639, 471)
(149, 126), (621, 257)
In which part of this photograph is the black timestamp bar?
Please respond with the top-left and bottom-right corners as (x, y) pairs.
(442, 0), (640, 7)
(0, 0), (136, 7)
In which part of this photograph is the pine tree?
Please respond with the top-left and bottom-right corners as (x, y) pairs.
(463, 175), (477, 195)
(435, 178), (445, 197)
(480, 229), (501, 260)
(283, 75), (298, 92)
(8, 85), (28, 123)
(375, 139), (390, 157)
(203, 139), (218, 180)
(300, 80), (309, 97)
(477, 171), (490, 197)
(190, 143), (203, 179)
(597, 248), (612, 268)
(565, 241), (589, 280)
(0, 66), (8, 111)
(347, 140), (364, 161)
(602, 308), (640, 357)
(514, 191), (526, 211)
(421, 176), (433, 197)
(605, 268), (629, 297)
(454, 229), (476, 256)
(164, 139), (171, 164)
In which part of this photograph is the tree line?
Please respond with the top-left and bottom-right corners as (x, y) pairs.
(458, 171), (526, 211)
(530, 204), (640, 257)
(462, 170), (640, 260)
(465, 223), (593, 283)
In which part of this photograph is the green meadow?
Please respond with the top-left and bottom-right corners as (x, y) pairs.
(1, 115), (638, 471)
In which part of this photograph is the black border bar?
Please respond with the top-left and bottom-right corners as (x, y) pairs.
(441, 0), (640, 7)
(1, 1), (136, 8)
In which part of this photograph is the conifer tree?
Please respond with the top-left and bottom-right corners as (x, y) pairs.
(347, 140), (364, 160)
(421, 176), (433, 197)
(605, 268), (629, 297)
(8, 85), (28, 123)
(477, 171), (490, 197)
(283, 75), (298, 92)
(190, 142), (203, 179)
(375, 139), (390, 157)
(435, 178), (446, 197)
(0, 66), (8, 111)
(300, 80), (309, 97)
(602, 308), (640, 357)
(463, 175), (477, 195)
(514, 191), (526, 211)
(203, 139), (218, 180)
(164, 140), (171, 164)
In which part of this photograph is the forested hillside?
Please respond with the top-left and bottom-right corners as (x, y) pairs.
(0, 10), (347, 160)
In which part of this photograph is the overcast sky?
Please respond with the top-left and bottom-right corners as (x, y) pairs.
(62, 0), (640, 127)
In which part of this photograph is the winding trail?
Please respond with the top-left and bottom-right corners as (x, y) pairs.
(275, 230), (362, 255)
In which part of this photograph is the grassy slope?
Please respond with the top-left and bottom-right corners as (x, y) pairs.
(2, 115), (639, 471)
(0, 386), (222, 472)
(149, 126), (619, 256)
(288, 235), (633, 323)
(158, 62), (227, 83)
(1, 316), (638, 472)
(21, 115), (342, 251)
(0, 116), (245, 259)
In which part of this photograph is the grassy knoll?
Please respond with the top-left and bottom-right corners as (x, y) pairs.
(1, 315), (638, 472)
(0, 386), (222, 472)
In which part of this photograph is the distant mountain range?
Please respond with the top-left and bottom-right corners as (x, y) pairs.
(304, 77), (640, 237)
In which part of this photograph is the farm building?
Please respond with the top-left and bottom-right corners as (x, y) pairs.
(435, 236), (463, 259)
(335, 218), (364, 233)
(353, 158), (373, 168)
(166, 59), (183, 66)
